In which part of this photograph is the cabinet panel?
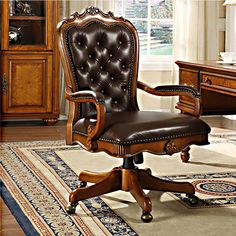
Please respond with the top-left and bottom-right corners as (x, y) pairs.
(2, 54), (52, 114)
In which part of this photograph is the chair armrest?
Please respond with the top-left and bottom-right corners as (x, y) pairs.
(66, 90), (106, 150)
(66, 90), (105, 105)
(137, 81), (201, 116)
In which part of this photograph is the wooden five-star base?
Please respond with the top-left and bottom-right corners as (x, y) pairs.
(66, 162), (198, 222)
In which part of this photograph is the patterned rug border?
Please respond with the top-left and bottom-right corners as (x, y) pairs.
(1, 145), (94, 236)
(0, 179), (40, 236)
(1, 141), (138, 236)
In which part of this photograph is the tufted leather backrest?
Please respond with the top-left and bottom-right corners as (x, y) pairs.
(58, 7), (139, 119)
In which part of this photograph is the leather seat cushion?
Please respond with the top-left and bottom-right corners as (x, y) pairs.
(73, 111), (211, 145)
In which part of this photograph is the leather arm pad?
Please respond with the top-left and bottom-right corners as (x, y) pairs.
(137, 81), (200, 98)
(154, 85), (200, 98)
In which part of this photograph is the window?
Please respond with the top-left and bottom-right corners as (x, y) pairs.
(114, 0), (173, 70)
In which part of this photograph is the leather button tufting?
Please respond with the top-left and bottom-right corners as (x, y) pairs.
(90, 78), (94, 82)
(111, 77), (114, 80)
(122, 64), (126, 69)
(88, 54), (92, 58)
(101, 90), (104, 94)
(114, 100), (118, 104)
(97, 42), (100, 46)
(100, 66), (103, 70)
(109, 54), (113, 58)
(119, 41), (122, 45)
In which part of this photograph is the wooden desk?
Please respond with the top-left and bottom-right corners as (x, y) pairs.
(176, 60), (236, 115)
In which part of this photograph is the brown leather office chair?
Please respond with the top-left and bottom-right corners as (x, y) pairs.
(57, 7), (211, 222)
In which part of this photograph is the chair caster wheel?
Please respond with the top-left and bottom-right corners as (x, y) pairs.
(79, 181), (87, 188)
(186, 194), (199, 206)
(145, 168), (152, 175)
(66, 202), (78, 214)
(141, 211), (153, 223)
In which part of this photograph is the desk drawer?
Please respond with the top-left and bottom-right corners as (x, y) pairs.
(201, 73), (236, 90)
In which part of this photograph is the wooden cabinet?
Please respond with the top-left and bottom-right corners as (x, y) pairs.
(176, 60), (236, 115)
(0, 0), (59, 124)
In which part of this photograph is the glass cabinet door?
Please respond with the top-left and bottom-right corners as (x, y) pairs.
(3, 0), (53, 50)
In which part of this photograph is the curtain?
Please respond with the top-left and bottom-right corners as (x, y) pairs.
(172, 0), (222, 111)
(172, 0), (206, 83)
(171, 0), (207, 110)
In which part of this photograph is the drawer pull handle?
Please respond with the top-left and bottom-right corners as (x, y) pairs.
(204, 77), (212, 85)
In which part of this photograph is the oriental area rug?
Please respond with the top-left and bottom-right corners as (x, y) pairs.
(1, 128), (236, 236)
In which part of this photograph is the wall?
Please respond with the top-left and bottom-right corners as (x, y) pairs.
(137, 71), (172, 111)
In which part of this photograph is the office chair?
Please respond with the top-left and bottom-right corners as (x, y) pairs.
(57, 6), (210, 222)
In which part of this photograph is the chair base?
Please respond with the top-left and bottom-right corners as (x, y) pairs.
(67, 166), (196, 222)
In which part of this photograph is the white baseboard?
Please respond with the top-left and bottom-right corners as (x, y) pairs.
(223, 115), (236, 120)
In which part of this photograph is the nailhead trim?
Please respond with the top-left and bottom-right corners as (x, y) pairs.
(71, 96), (105, 105)
(155, 86), (201, 98)
(73, 130), (208, 145)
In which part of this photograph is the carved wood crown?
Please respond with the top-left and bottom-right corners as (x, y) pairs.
(63, 6), (126, 24)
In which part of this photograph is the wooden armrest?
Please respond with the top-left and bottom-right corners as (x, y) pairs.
(66, 90), (106, 150)
(137, 81), (201, 116)
(66, 90), (105, 105)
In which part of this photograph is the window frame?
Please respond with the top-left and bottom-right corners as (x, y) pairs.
(113, 0), (173, 71)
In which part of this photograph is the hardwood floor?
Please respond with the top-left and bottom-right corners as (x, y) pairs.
(0, 198), (25, 236)
(1, 120), (67, 142)
(0, 116), (235, 235)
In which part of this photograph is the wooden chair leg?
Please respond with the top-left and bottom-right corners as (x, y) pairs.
(79, 169), (113, 184)
(121, 169), (153, 222)
(69, 168), (122, 203)
(180, 146), (191, 163)
(122, 169), (152, 213)
(139, 169), (195, 194)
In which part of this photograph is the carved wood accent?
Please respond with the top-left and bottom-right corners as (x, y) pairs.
(165, 140), (178, 155)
